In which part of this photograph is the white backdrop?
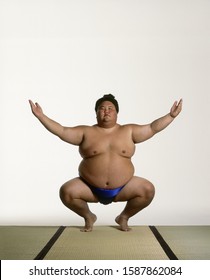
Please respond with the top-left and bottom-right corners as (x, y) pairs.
(1, 0), (209, 226)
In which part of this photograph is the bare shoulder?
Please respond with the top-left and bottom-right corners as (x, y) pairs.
(76, 124), (103, 135)
(125, 123), (154, 143)
(61, 125), (92, 145)
(73, 125), (92, 131)
(70, 124), (98, 132)
(116, 124), (137, 137)
(120, 123), (142, 131)
(118, 123), (133, 129)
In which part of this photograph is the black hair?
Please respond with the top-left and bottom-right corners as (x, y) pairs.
(95, 94), (119, 113)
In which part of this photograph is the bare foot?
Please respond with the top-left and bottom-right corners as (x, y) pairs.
(115, 215), (132, 231)
(80, 213), (97, 232)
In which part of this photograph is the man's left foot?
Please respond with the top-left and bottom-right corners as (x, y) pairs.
(115, 215), (132, 231)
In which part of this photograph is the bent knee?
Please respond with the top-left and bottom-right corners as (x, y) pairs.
(145, 181), (155, 199)
(59, 184), (66, 198)
(59, 183), (73, 203)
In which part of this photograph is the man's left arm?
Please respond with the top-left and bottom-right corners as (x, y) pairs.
(150, 99), (183, 133)
(132, 99), (183, 143)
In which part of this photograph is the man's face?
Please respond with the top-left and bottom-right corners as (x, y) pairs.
(96, 101), (118, 125)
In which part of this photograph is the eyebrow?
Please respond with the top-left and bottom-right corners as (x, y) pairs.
(99, 105), (114, 109)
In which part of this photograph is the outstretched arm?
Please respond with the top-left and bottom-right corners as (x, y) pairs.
(132, 99), (183, 143)
(29, 100), (84, 145)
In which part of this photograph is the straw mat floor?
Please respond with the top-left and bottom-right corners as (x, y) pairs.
(44, 226), (168, 260)
(1, 226), (210, 260)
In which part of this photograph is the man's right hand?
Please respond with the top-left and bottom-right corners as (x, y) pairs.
(29, 100), (44, 119)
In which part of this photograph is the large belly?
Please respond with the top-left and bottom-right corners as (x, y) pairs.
(78, 154), (134, 189)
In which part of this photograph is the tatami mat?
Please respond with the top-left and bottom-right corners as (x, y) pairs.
(44, 226), (169, 260)
(157, 226), (210, 260)
(0, 226), (59, 260)
(1, 226), (210, 260)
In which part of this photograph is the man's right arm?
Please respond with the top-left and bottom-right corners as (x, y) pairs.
(29, 100), (84, 145)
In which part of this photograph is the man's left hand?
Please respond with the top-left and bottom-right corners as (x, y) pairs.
(170, 99), (183, 118)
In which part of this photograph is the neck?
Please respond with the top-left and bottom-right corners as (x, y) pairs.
(97, 122), (118, 129)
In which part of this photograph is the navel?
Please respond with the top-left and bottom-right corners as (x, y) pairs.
(93, 150), (97, 154)
(106, 182), (109, 186)
(122, 150), (126, 154)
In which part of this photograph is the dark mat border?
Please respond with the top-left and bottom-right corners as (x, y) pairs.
(34, 226), (66, 260)
(149, 226), (178, 260)
(35, 226), (178, 260)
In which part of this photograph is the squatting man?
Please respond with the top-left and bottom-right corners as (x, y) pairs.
(29, 94), (182, 232)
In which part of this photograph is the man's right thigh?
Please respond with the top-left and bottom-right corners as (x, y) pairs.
(59, 177), (99, 203)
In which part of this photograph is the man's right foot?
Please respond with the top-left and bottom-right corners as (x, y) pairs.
(80, 213), (97, 232)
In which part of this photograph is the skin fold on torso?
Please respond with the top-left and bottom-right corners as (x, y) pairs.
(78, 124), (136, 189)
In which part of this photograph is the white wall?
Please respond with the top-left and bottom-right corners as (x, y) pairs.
(0, 0), (209, 226)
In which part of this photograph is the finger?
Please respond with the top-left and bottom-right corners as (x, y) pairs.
(177, 99), (183, 111)
(178, 99), (183, 106)
(29, 99), (35, 109)
(35, 102), (41, 109)
(174, 99), (183, 109)
(171, 101), (177, 111)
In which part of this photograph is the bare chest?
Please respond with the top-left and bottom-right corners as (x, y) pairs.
(79, 126), (135, 158)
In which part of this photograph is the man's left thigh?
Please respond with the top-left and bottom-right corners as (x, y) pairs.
(114, 176), (154, 202)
